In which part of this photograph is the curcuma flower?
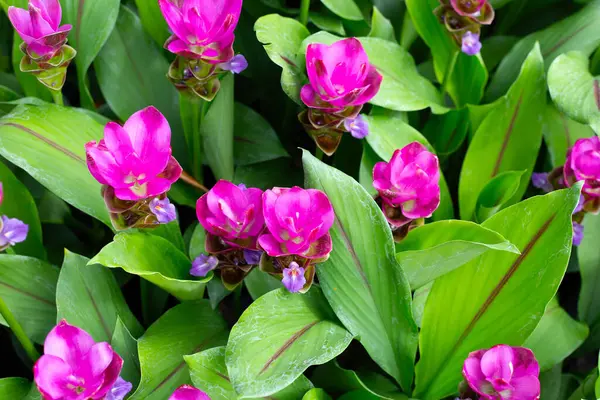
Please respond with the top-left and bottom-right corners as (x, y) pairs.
(462, 345), (540, 400)
(564, 136), (600, 211)
(34, 320), (128, 400)
(0, 183), (29, 251)
(169, 385), (210, 400)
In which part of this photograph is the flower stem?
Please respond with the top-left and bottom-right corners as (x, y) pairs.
(50, 90), (64, 106)
(299, 0), (310, 26)
(180, 171), (209, 193)
(441, 50), (459, 102)
(0, 295), (39, 362)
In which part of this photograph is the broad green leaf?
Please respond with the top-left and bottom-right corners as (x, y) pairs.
(0, 160), (44, 259)
(358, 142), (379, 196)
(303, 150), (417, 391)
(135, 0), (171, 47)
(201, 74), (234, 180)
(405, 0), (488, 107)
(0, 255), (58, 344)
(475, 170), (525, 222)
(524, 297), (589, 371)
(487, 0), (600, 101)
(0, 378), (31, 398)
(578, 213), (600, 348)
(225, 287), (353, 398)
(188, 223), (206, 259)
(130, 301), (228, 400)
(414, 186), (581, 399)
(570, 370), (598, 400)
(320, 0), (363, 21)
(145, 222), (186, 253)
(0, 103), (110, 225)
(244, 268), (282, 300)
(186, 346), (313, 400)
(254, 15), (310, 105)
(233, 158), (303, 190)
(90, 231), (211, 301)
(396, 220), (520, 290)
(423, 109), (470, 156)
(459, 44), (546, 220)
(61, 0), (120, 108)
(206, 278), (231, 310)
(480, 36), (519, 72)
(543, 104), (595, 168)
(111, 318), (141, 388)
(303, 389), (332, 400)
(310, 12), (346, 36)
(95, 6), (186, 164)
(234, 103), (288, 166)
(57, 251), (143, 343)
(412, 283), (432, 328)
(368, 7), (396, 41)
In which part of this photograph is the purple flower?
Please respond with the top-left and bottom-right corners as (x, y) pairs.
(169, 385), (210, 400)
(243, 249), (262, 265)
(461, 31), (482, 56)
(573, 222), (584, 247)
(282, 262), (306, 293)
(150, 197), (177, 224)
(564, 136), (600, 199)
(219, 54), (248, 74)
(105, 377), (133, 400)
(531, 172), (553, 193)
(574, 194), (585, 214)
(0, 215), (28, 250)
(190, 254), (219, 277)
(344, 115), (369, 139)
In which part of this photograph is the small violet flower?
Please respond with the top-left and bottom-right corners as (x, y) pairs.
(573, 221), (584, 247)
(531, 172), (552, 193)
(105, 377), (133, 400)
(461, 31), (482, 56)
(282, 262), (306, 293)
(34, 320), (124, 400)
(85, 106), (182, 201)
(564, 136), (600, 199)
(373, 142), (441, 220)
(344, 115), (369, 139)
(8, 0), (72, 60)
(0, 216), (29, 251)
(301, 38), (383, 113)
(158, 0), (242, 64)
(149, 197), (177, 224)
(243, 249), (263, 265)
(169, 385), (210, 400)
(462, 344), (540, 400)
(190, 254), (219, 277)
(258, 187), (334, 260)
(218, 54), (248, 74)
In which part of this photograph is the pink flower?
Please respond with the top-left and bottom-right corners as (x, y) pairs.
(8, 0), (72, 60)
(258, 187), (334, 260)
(463, 345), (540, 400)
(373, 142), (440, 220)
(196, 181), (264, 249)
(301, 38), (383, 113)
(158, 0), (242, 63)
(564, 137), (600, 199)
(169, 385), (210, 400)
(85, 106), (182, 201)
(34, 320), (123, 400)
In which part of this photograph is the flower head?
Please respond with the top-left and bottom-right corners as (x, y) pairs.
(190, 254), (219, 277)
(150, 197), (177, 224)
(8, 0), (72, 60)
(0, 215), (28, 250)
(196, 180), (264, 248)
(373, 142), (441, 220)
(34, 320), (123, 400)
(282, 262), (306, 293)
(218, 54), (248, 74)
(461, 31), (482, 56)
(169, 385), (210, 400)
(159, 0), (242, 64)
(105, 377), (133, 400)
(564, 137), (600, 199)
(301, 38), (383, 113)
(85, 106), (182, 201)
(258, 187), (334, 260)
(462, 345), (540, 400)
(344, 114), (369, 139)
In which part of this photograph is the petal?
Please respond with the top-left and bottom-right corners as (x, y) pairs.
(28, 3), (54, 38)
(81, 342), (115, 379)
(262, 188), (286, 241)
(480, 345), (515, 382)
(30, 0), (62, 30)
(1, 216), (29, 244)
(462, 351), (488, 396)
(306, 44), (338, 99)
(307, 189), (334, 239)
(300, 84), (320, 108)
(302, 233), (333, 260)
(349, 66), (383, 106)
(34, 355), (75, 400)
(242, 187), (265, 237)
(510, 375), (540, 399)
(85, 141), (128, 187)
(8, 7), (34, 42)
(274, 187), (311, 235)
(169, 385), (211, 400)
(165, 36), (195, 56)
(158, 0), (191, 41)
(105, 377), (133, 400)
(103, 122), (134, 166)
(91, 353), (123, 399)
(44, 320), (96, 370)
(512, 347), (540, 378)
(205, 180), (249, 230)
(258, 233), (287, 257)
(373, 161), (391, 191)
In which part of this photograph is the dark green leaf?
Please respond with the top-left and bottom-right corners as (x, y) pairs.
(134, 0), (171, 48)
(578, 213), (600, 347)
(475, 170), (525, 222)
(368, 7), (396, 41)
(111, 318), (141, 388)
(320, 0), (363, 21)
(0, 378), (31, 398)
(244, 268), (282, 300)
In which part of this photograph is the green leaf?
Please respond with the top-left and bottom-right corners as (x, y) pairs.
(234, 103), (288, 166)
(188, 223), (206, 259)
(61, 0), (120, 108)
(405, 0), (488, 107)
(0, 103), (110, 225)
(233, 158), (303, 190)
(320, 0), (363, 21)
(368, 7), (396, 41)
(310, 12), (346, 36)
(459, 44), (546, 220)
(201, 74), (234, 180)
(303, 389), (332, 400)
(359, 142), (379, 196)
(254, 14), (310, 105)
(130, 301), (228, 400)
(134, 0), (171, 48)
(396, 220), (520, 290)
(487, 0), (600, 101)
(523, 297), (589, 371)
(578, 213), (600, 348)
(302, 150), (417, 391)
(423, 109), (470, 156)
(0, 160), (44, 259)
(480, 36), (520, 72)
(94, 6), (186, 164)
(111, 318), (141, 388)
(475, 170), (526, 222)
(244, 268), (282, 300)
(414, 186), (582, 399)
(186, 346), (313, 400)
(412, 283), (431, 328)
(90, 231), (211, 301)
(225, 287), (353, 398)
(0, 378), (31, 398)
(0, 255), (58, 344)
(57, 251), (143, 343)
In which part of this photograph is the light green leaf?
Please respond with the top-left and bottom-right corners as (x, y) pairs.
(303, 389), (332, 400)
(459, 44), (546, 220)
(111, 318), (141, 388)
(578, 213), (600, 348)
(225, 287), (353, 398)
(368, 7), (396, 41)
(303, 150), (417, 391)
(412, 283), (432, 328)
(134, 0), (171, 47)
(414, 186), (581, 399)
(358, 142), (379, 196)
(57, 251), (143, 343)
(475, 170), (526, 222)
(0, 378), (31, 398)
(90, 231), (211, 301)
(310, 12), (345, 36)
(244, 268), (282, 300)
(396, 220), (520, 290)
(130, 301), (228, 400)
(320, 0), (363, 21)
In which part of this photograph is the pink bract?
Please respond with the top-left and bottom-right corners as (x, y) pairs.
(158, 0), (242, 63)
(258, 187), (334, 259)
(373, 142), (441, 220)
(301, 38), (383, 112)
(85, 106), (182, 201)
(564, 136), (600, 199)
(33, 320), (123, 400)
(169, 385), (211, 400)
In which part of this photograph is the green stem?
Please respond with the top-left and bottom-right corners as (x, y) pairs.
(299, 0), (310, 26)
(179, 93), (206, 182)
(0, 295), (39, 362)
(441, 50), (459, 102)
(51, 90), (64, 106)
